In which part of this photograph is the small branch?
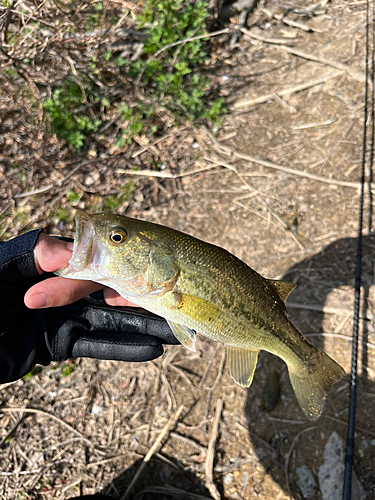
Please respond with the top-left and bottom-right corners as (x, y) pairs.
(278, 44), (367, 83)
(120, 404), (184, 500)
(285, 426), (317, 496)
(204, 348), (226, 427)
(136, 28), (230, 85)
(203, 156), (304, 249)
(153, 28), (230, 59)
(261, 9), (315, 32)
(116, 164), (218, 179)
(205, 398), (224, 500)
(0, 407), (93, 447)
(204, 136), (363, 190)
(233, 71), (343, 108)
(2, 0), (17, 45)
(13, 184), (54, 198)
(286, 302), (352, 316)
(304, 332), (375, 350)
(273, 92), (298, 114)
(240, 27), (295, 45)
(325, 415), (375, 438)
(13, 158), (107, 199)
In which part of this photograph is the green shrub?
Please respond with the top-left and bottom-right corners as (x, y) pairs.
(42, 0), (226, 150)
(42, 79), (102, 150)
(115, 0), (225, 143)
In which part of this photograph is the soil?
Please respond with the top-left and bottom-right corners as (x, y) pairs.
(1, 1), (374, 499)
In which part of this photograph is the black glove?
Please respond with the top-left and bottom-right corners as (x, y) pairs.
(0, 229), (179, 383)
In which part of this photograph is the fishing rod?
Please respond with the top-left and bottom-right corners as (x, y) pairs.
(343, 1), (374, 498)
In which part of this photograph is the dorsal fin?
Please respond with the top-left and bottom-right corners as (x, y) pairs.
(267, 279), (296, 302)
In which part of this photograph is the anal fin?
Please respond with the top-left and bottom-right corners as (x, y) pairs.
(167, 320), (196, 352)
(227, 346), (260, 387)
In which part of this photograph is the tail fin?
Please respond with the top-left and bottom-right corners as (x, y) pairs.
(288, 350), (345, 421)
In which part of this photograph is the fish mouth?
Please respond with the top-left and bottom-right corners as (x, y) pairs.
(58, 209), (105, 278)
(70, 209), (94, 270)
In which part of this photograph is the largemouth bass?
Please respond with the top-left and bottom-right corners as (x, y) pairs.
(57, 210), (345, 420)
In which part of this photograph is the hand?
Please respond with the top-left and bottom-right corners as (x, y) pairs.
(25, 233), (135, 309)
(0, 230), (179, 383)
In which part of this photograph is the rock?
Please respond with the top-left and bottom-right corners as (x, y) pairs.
(84, 170), (100, 186)
(296, 465), (317, 499)
(318, 431), (366, 500)
(224, 473), (233, 486)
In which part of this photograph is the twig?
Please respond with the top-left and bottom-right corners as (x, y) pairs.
(120, 404), (184, 500)
(279, 45), (367, 83)
(325, 415), (375, 438)
(304, 332), (375, 350)
(0, 415), (26, 449)
(131, 132), (176, 158)
(116, 164), (218, 179)
(13, 158), (107, 199)
(320, 118), (357, 171)
(266, 416), (305, 424)
(199, 344), (221, 389)
(0, 407), (93, 447)
(203, 156), (305, 249)
(204, 348), (226, 426)
(13, 184), (55, 198)
(240, 27), (295, 45)
(204, 137), (363, 190)
(261, 9), (314, 32)
(152, 28), (230, 59)
(285, 426), (317, 496)
(2, 0), (17, 45)
(288, 302), (370, 321)
(136, 28), (230, 84)
(286, 302), (352, 315)
(243, 16), (368, 78)
(9, 8), (58, 30)
(291, 118), (336, 129)
(87, 452), (143, 468)
(233, 71), (343, 108)
(205, 398), (223, 500)
(273, 92), (298, 114)
(170, 432), (206, 452)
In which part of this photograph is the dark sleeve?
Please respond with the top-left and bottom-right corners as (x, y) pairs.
(0, 229), (50, 380)
(0, 229), (42, 322)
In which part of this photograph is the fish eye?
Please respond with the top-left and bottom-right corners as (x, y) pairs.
(109, 228), (127, 244)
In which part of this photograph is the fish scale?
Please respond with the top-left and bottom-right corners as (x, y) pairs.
(57, 209), (345, 420)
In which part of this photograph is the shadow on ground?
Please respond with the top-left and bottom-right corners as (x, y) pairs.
(84, 455), (214, 500)
(244, 234), (375, 498)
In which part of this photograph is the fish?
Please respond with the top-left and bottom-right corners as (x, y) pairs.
(56, 209), (345, 420)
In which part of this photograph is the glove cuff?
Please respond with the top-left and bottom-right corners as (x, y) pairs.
(0, 229), (42, 281)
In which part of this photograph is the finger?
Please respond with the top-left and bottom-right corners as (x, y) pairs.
(25, 277), (103, 308)
(33, 233), (74, 274)
(103, 287), (139, 307)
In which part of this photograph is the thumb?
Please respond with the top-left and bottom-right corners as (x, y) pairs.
(33, 233), (74, 274)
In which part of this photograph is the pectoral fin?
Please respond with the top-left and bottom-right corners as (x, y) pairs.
(171, 292), (221, 323)
(267, 279), (296, 302)
(167, 320), (196, 352)
(227, 346), (260, 387)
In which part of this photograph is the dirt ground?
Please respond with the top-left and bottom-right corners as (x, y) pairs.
(1, 0), (375, 499)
